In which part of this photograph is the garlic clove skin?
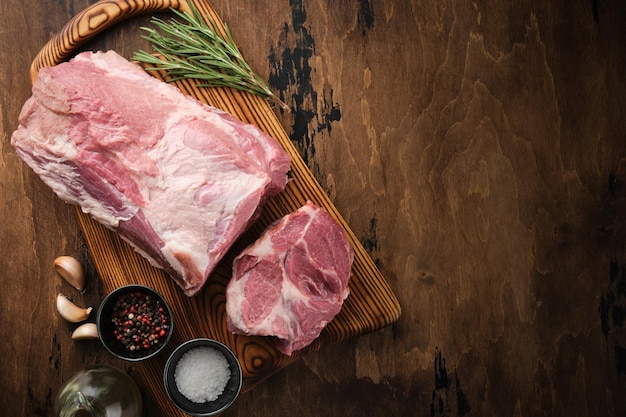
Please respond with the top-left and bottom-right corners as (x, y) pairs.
(54, 256), (86, 293)
(56, 293), (92, 323)
(71, 323), (99, 340)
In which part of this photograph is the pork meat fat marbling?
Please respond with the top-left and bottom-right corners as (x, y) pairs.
(11, 50), (291, 296)
(226, 201), (354, 355)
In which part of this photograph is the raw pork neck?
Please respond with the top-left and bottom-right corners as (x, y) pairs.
(11, 50), (291, 296)
(226, 201), (354, 355)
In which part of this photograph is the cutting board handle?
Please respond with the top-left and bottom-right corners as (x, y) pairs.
(29, 0), (187, 83)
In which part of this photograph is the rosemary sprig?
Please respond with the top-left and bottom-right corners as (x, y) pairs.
(133, 4), (287, 109)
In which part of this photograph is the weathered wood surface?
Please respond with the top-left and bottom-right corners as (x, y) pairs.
(2, 0), (626, 416)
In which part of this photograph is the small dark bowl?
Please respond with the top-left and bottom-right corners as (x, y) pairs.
(96, 284), (173, 361)
(164, 338), (243, 416)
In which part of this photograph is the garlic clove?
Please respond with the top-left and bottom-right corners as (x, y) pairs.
(54, 256), (86, 293)
(56, 293), (92, 323)
(71, 323), (99, 340)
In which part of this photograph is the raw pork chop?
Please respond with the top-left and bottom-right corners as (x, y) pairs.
(226, 201), (354, 355)
(11, 50), (291, 296)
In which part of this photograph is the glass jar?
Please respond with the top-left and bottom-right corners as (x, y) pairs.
(54, 365), (142, 417)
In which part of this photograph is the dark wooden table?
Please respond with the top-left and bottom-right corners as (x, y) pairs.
(2, 0), (626, 416)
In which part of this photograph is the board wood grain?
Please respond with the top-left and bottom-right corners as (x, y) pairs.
(28, 0), (401, 414)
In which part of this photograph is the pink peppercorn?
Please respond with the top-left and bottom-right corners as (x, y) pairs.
(110, 290), (170, 352)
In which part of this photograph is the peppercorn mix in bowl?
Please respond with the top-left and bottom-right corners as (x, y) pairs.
(163, 338), (243, 416)
(96, 284), (174, 361)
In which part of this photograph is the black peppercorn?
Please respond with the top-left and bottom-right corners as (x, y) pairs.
(110, 290), (170, 352)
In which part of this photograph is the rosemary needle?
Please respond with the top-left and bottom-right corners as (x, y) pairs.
(133, 4), (287, 109)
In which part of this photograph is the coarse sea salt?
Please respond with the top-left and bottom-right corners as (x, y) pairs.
(174, 346), (230, 403)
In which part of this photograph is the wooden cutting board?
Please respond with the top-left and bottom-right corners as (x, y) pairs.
(29, 0), (401, 414)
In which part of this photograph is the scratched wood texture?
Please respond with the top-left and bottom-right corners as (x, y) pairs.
(2, 0), (626, 416)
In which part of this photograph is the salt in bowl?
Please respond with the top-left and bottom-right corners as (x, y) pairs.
(163, 338), (243, 416)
